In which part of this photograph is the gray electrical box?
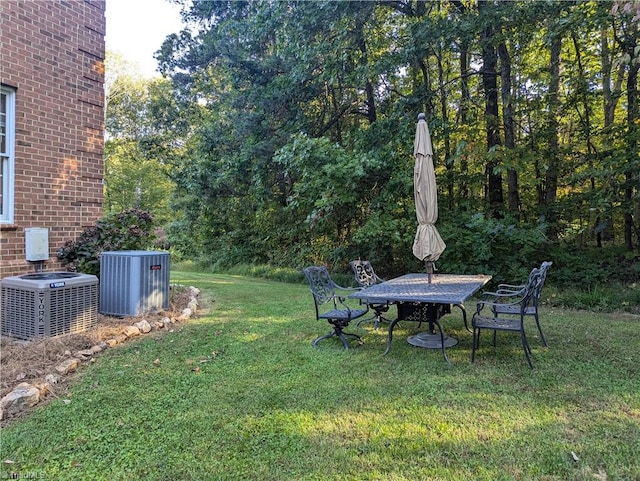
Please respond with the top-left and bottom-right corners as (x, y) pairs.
(25, 227), (49, 261)
(99, 250), (170, 316)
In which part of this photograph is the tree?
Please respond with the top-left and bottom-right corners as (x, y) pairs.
(151, 0), (638, 282)
(478, 0), (504, 218)
(104, 52), (182, 225)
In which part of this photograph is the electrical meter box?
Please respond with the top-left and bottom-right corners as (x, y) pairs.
(25, 227), (49, 261)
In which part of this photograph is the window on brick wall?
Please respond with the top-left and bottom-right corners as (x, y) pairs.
(1, 85), (16, 224)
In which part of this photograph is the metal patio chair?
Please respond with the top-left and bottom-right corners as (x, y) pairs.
(303, 266), (369, 349)
(471, 268), (544, 368)
(492, 261), (552, 347)
(349, 260), (391, 329)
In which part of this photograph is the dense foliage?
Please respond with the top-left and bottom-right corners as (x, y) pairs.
(103, 53), (180, 226)
(57, 209), (157, 276)
(108, 0), (640, 286)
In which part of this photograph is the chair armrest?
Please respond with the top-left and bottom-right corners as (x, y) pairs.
(496, 287), (525, 295)
(335, 293), (368, 312)
(333, 281), (359, 292)
(496, 283), (525, 295)
(481, 290), (521, 300)
(334, 288), (360, 302)
(478, 290), (526, 312)
(476, 295), (524, 314)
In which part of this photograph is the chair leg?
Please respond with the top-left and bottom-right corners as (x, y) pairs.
(375, 312), (393, 330)
(312, 331), (338, 348)
(356, 313), (377, 328)
(521, 330), (533, 368)
(471, 321), (534, 368)
(339, 331), (362, 349)
(337, 332), (350, 349)
(534, 312), (548, 347)
(357, 308), (390, 330)
(313, 324), (362, 350)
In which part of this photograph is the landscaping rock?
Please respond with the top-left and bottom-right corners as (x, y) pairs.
(75, 349), (94, 360)
(123, 325), (141, 338)
(105, 338), (118, 347)
(134, 320), (152, 333)
(1, 382), (40, 417)
(55, 358), (80, 375)
(34, 382), (52, 397)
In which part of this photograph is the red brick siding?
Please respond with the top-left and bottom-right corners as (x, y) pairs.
(0, 0), (105, 278)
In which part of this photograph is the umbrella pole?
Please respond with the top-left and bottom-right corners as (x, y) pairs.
(425, 260), (433, 284)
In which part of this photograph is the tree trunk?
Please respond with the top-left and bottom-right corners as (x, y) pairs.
(353, 8), (376, 124)
(451, 0), (470, 204)
(498, 40), (519, 217)
(598, 28), (623, 247)
(544, 34), (561, 240)
(459, 37), (470, 203)
(573, 32), (609, 246)
(625, 53), (638, 251)
(480, 12), (503, 217)
(436, 50), (453, 209)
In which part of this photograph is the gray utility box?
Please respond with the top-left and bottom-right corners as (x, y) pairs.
(1, 272), (98, 340)
(100, 250), (170, 317)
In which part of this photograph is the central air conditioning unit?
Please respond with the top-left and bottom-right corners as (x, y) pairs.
(0, 272), (99, 340)
(99, 250), (170, 317)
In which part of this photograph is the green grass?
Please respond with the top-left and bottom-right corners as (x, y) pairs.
(1, 271), (639, 480)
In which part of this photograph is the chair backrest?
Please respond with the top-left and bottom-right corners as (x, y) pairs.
(538, 261), (552, 285)
(303, 266), (337, 307)
(349, 260), (381, 288)
(531, 261), (552, 305)
(521, 268), (544, 310)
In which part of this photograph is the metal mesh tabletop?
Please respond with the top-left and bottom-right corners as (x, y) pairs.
(349, 273), (492, 361)
(349, 274), (491, 305)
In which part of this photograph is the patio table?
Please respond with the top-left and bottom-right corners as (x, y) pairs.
(350, 273), (491, 363)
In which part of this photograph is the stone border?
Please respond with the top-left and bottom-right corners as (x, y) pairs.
(0, 286), (201, 420)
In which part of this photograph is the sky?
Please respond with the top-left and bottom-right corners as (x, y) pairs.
(105, 0), (184, 77)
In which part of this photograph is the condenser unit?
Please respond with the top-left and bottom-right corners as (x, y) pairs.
(99, 250), (170, 317)
(0, 272), (98, 340)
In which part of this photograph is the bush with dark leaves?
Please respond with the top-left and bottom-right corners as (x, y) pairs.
(57, 209), (156, 276)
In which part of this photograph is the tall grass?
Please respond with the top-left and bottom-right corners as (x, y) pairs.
(1, 271), (638, 480)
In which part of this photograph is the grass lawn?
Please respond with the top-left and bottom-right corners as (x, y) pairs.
(1, 271), (638, 480)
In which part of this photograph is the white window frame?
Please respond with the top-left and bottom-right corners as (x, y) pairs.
(1, 85), (16, 224)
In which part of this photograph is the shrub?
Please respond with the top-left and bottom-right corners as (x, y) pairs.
(438, 213), (548, 281)
(57, 208), (156, 276)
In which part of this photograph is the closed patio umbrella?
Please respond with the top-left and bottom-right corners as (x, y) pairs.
(407, 113), (453, 351)
(412, 113), (445, 282)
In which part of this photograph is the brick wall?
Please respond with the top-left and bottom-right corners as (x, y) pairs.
(0, 0), (105, 278)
